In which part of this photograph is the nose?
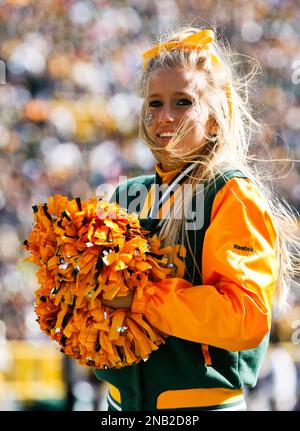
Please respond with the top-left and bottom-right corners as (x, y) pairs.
(158, 105), (175, 124)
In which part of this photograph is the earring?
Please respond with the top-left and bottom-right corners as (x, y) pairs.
(145, 113), (153, 127)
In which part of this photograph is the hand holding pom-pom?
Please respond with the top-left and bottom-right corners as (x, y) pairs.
(23, 195), (174, 369)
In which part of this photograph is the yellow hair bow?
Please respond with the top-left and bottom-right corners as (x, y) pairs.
(142, 29), (220, 69)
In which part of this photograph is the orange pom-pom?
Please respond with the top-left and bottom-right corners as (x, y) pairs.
(23, 195), (173, 369)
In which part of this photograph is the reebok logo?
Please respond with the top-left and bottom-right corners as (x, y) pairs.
(233, 244), (254, 253)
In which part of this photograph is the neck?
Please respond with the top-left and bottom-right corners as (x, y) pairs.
(161, 162), (172, 171)
(161, 161), (180, 171)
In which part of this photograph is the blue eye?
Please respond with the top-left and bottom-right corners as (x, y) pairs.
(149, 100), (162, 107)
(177, 99), (192, 106)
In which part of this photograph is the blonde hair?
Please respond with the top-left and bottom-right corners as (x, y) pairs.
(136, 25), (300, 310)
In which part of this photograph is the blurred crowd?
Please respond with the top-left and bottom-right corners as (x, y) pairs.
(0, 0), (299, 411)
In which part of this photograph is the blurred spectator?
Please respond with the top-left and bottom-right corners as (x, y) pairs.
(246, 323), (298, 411)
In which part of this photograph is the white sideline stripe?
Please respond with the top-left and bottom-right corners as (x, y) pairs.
(107, 392), (122, 411)
(208, 399), (247, 411)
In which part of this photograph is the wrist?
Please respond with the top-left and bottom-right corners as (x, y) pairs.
(131, 283), (157, 314)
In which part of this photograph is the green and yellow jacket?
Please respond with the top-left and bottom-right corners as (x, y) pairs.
(94, 163), (277, 411)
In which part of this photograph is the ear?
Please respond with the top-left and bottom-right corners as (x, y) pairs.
(206, 115), (218, 136)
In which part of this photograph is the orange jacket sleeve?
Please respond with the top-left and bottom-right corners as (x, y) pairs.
(131, 177), (278, 351)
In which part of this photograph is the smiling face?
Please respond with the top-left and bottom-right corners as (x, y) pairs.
(145, 67), (210, 157)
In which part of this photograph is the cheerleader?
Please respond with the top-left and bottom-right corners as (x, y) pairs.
(96, 26), (300, 411)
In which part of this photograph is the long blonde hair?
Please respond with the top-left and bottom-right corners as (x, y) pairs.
(136, 25), (300, 310)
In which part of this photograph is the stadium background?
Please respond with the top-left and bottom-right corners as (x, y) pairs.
(0, 0), (299, 411)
